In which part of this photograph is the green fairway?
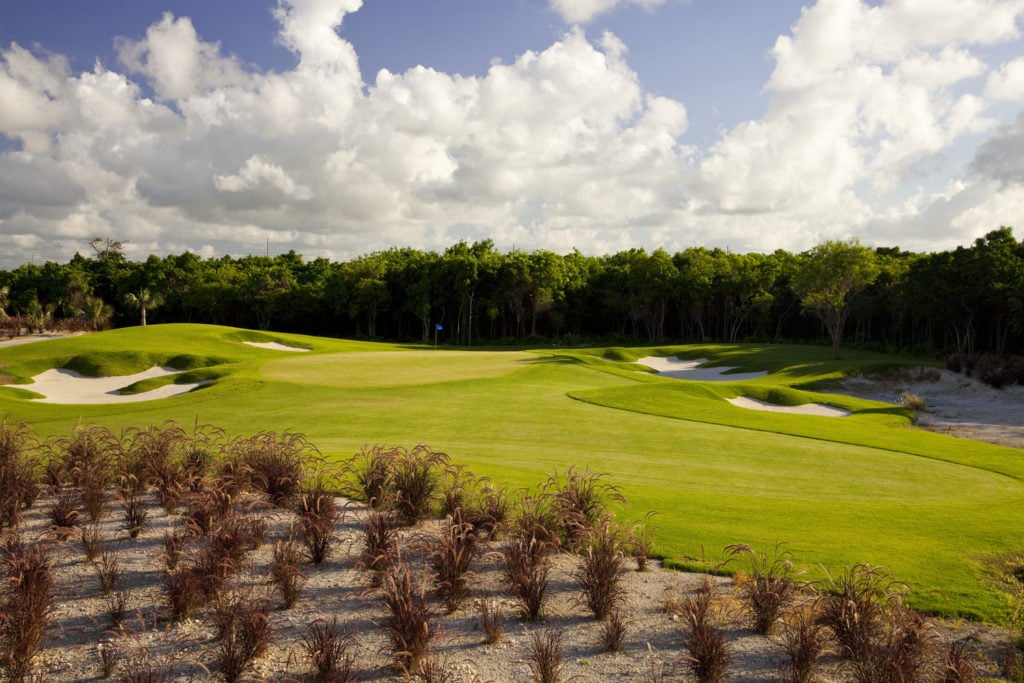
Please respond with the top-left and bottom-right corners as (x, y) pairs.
(1, 323), (1021, 621)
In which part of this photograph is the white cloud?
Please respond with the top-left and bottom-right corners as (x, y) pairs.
(1, 0), (1023, 268)
(986, 56), (1024, 100)
(696, 0), (1022, 215)
(549, 0), (668, 25)
(214, 155), (313, 200)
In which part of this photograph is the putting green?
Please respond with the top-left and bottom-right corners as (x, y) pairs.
(260, 350), (535, 388)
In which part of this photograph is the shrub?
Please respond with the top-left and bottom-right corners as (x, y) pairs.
(119, 475), (149, 539)
(233, 431), (314, 507)
(514, 490), (563, 551)
(297, 483), (340, 565)
(209, 594), (273, 683)
(47, 486), (80, 540)
(898, 391), (927, 411)
(419, 649), (454, 683)
(478, 599), (504, 644)
(379, 563), (435, 675)
(48, 423), (117, 494)
(502, 534), (551, 621)
(572, 517), (628, 620)
(358, 510), (399, 586)
(846, 606), (939, 683)
(80, 520), (103, 561)
(817, 563), (905, 662)
(548, 466), (626, 550)
(95, 544), (122, 595)
(599, 609), (628, 653)
(528, 628), (564, 683)
(269, 538), (306, 609)
(352, 444), (396, 509)
(628, 511), (658, 572)
(0, 537), (55, 683)
(161, 530), (185, 571)
(391, 444), (449, 525)
(430, 510), (478, 613)
(0, 418), (39, 529)
(724, 542), (799, 635)
(465, 482), (509, 541)
(106, 586), (131, 629)
(942, 640), (977, 682)
(779, 601), (827, 683)
(680, 577), (730, 683)
(302, 617), (357, 682)
(121, 422), (188, 513)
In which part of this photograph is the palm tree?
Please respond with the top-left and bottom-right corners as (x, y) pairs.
(124, 288), (163, 327)
(79, 295), (113, 331)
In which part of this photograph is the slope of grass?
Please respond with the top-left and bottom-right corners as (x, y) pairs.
(0, 325), (1021, 620)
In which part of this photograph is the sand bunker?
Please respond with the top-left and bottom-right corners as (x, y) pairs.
(636, 356), (768, 382)
(726, 395), (851, 417)
(636, 356), (849, 417)
(243, 341), (310, 352)
(8, 366), (207, 404)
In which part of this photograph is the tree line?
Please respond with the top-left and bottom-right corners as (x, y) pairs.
(1, 228), (1023, 357)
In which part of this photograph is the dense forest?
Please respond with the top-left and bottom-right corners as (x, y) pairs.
(2, 228), (1023, 357)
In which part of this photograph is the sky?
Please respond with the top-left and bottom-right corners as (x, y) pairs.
(1, 0), (1024, 268)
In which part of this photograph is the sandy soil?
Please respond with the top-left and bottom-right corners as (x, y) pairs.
(243, 341), (310, 352)
(11, 490), (1010, 683)
(832, 368), (1024, 450)
(636, 357), (769, 383)
(14, 366), (208, 405)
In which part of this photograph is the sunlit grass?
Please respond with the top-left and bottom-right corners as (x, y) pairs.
(0, 324), (1020, 620)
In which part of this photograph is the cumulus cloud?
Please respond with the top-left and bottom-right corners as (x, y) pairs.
(986, 56), (1024, 100)
(0, 0), (1022, 268)
(695, 0), (1022, 220)
(549, 0), (668, 24)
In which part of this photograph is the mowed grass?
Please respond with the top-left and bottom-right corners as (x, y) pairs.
(0, 324), (1021, 621)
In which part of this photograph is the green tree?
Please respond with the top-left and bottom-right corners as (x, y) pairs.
(78, 295), (114, 331)
(124, 287), (163, 327)
(793, 239), (879, 359)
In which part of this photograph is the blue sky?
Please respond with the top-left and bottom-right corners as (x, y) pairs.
(1, 0), (1023, 266)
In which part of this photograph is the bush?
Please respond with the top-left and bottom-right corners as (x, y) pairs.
(599, 609), (628, 653)
(232, 431), (314, 508)
(269, 538), (306, 609)
(817, 563), (905, 662)
(572, 517), (628, 620)
(779, 601), (827, 683)
(358, 510), (399, 585)
(0, 418), (39, 529)
(528, 628), (564, 683)
(391, 444), (449, 525)
(724, 542), (799, 635)
(296, 483), (340, 565)
(302, 617), (356, 682)
(379, 563), (435, 675)
(680, 577), (730, 683)
(0, 537), (55, 682)
(502, 534), (551, 622)
(47, 486), (80, 540)
(478, 599), (504, 644)
(548, 466), (626, 550)
(209, 594), (273, 683)
(430, 510), (478, 613)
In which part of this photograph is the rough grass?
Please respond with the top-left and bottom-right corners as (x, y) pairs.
(1, 325), (1022, 620)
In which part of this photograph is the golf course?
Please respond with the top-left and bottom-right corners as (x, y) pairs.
(1, 323), (1021, 623)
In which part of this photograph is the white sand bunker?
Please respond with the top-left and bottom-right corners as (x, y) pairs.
(636, 356), (769, 382)
(727, 395), (851, 417)
(12, 366), (207, 404)
(243, 341), (310, 352)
